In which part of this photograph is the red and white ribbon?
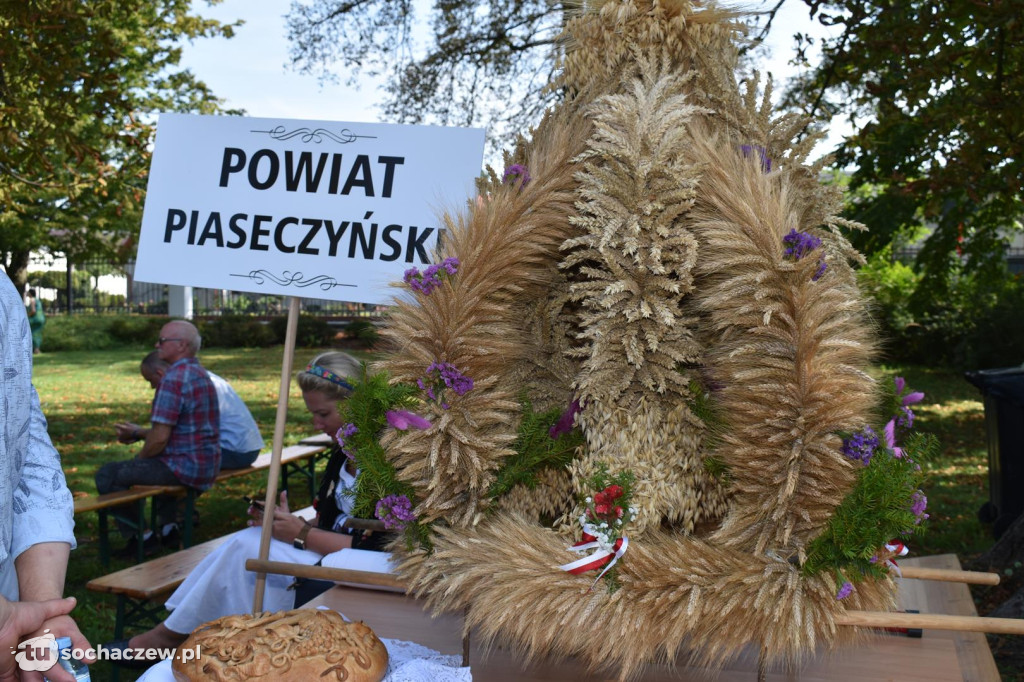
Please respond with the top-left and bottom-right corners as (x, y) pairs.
(559, 527), (629, 588)
(883, 540), (909, 577)
(885, 541), (909, 557)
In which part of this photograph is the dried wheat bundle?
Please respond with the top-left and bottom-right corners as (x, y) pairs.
(378, 106), (593, 525)
(683, 125), (878, 556)
(399, 514), (895, 679)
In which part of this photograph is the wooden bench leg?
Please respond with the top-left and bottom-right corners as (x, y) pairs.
(306, 455), (317, 499)
(105, 498), (149, 564)
(136, 498), (148, 563)
(109, 593), (168, 682)
(280, 458), (318, 500)
(183, 489), (196, 548)
(98, 510), (110, 568)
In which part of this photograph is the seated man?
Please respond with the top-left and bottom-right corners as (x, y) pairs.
(97, 320), (220, 553)
(123, 351), (264, 469)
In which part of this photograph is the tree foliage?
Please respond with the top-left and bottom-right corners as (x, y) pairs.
(287, 0), (1022, 297)
(780, 0), (1023, 292)
(0, 0), (239, 290)
(285, 0), (568, 151)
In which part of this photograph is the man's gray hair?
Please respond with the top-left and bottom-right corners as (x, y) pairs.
(170, 320), (202, 355)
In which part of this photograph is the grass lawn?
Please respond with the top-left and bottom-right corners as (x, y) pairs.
(32, 349), (997, 680)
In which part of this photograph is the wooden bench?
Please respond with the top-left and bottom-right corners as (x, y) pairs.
(75, 485), (188, 566)
(87, 506), (318, 644)
(212, 442), (329, 496)
(76, 442), (329, 566)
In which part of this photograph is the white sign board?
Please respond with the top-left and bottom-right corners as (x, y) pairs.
(135, 113), (485, 304)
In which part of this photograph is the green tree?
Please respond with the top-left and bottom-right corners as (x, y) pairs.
(285, 0), (569, 151)
(0, 0), (240, 292)
(779, 0), (1023, 293)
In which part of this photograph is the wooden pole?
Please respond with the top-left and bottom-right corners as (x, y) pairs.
(837, 610), (1024, 635)
(252, 296), (301, 612)
(898, 565), (999, 586)
(245, 558), (407, 592)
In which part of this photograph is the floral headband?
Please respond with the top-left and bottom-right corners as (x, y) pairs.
(304, 362), (355, 392)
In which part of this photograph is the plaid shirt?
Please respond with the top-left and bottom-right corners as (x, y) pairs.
(151, 357), (220, 490)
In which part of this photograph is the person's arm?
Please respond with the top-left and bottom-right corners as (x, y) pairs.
(9, 374), (91, 679)
(253, 492), (354, 554)
(14, 543), (94, 681)
(296, 524), (354, 554)
(15, 543), (68, 602)
(137, 423), (172, 459)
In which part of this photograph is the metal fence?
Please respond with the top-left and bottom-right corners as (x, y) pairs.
(892, 247), (1024, 275)
(27, 259), (388, 318)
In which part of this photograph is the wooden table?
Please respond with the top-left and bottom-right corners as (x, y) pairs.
(305, 554), (999, 681)
(895, 554), (1001, 682)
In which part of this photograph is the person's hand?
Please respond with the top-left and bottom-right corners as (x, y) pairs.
(114, 422), (140, 444)
(15, 613), (94, 682)
(246, 499), (265, 527)
(245, 490), (289, 528)
(269, 492), (307, 544)
(0, 594), (77, 682)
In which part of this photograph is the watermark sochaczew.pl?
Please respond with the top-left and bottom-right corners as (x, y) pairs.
(11, 629), (201, 672)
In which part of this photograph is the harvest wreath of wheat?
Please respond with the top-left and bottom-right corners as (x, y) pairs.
(253, 1), (1022, 678)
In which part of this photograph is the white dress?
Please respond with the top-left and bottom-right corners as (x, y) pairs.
(163, 465), (357, 634)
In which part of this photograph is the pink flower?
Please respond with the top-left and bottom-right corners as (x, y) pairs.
(902, 391), (925, 406)
(883, 419), (903, 458)
(548, 398), (582, 438)
(894, 376), (906, 394)
(386, 410), (432, 431)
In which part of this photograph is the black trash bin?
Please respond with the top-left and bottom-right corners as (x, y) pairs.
(964, 366), (1024, 539)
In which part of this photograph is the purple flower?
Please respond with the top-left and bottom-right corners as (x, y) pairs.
(375, 494), (417, 531)
(403, 257), (460, 295)
(911, 490), (929, 524)
(896, 405), (915, 430)
(420, 361), (473, 409)
(836, 581), (854, 600)
(549, 398), (582, 439)
(783, 229), (822, 259)
(386, 409), (432, 431)
(335, 423), (358, 459)
(782, 229), (827, 280)
(841, 426), (879, 466)
(502, 164), (531, 187)
(441, 257), (460, 275)
(740, 144), (772, 172)
(893, 377), (924, 407)
(883, 419), (903, 458)
(902, 391), (924, 406)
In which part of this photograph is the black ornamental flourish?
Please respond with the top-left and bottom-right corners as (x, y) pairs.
(249, 126), (377, 145)
(229, 270), (356, 291)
